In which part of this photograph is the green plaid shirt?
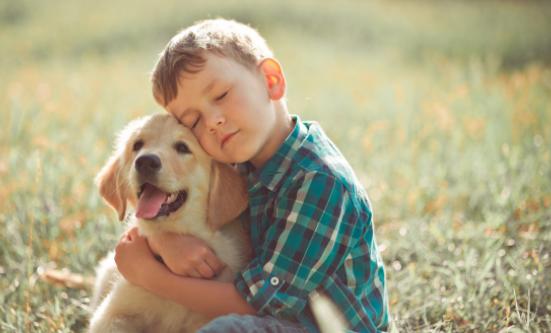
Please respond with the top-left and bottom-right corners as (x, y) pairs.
(234, 115), (389, 332)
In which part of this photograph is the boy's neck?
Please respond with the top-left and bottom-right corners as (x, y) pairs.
(249, 101), (293, 169)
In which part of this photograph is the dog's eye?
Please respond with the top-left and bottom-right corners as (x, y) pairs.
(174, 142), (191, 154)
(133, 140), (144, 152)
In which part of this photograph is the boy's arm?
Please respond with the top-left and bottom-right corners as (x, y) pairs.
(140, 261), (256, 319)
(115, 227), (256, 319)
(233, 172), (374, 324)
(235, 171), (387, 331)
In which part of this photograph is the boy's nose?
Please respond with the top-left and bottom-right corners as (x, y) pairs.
(206, 111), (225, 132)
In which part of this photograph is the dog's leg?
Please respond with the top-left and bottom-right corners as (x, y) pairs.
(88, 283), (148, 333)
(89, 252), (118, 312)
(89, 314), (144, 333)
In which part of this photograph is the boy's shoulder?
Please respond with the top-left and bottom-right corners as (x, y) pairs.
(291, 118), (363, 192)
(261, 116), (370, 207)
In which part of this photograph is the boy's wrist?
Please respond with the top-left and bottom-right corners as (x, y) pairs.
(136, 258), (170, 290)
(147, 232), (167, 257)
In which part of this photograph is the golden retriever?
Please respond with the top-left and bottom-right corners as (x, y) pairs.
(89, 113), (250, 333)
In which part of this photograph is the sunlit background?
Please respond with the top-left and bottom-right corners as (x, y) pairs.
(1, 0), (550, 331)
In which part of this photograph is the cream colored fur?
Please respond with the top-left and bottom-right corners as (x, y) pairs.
(89, 113), (250, 333)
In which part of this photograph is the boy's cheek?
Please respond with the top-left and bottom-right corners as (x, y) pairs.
(197, 137), (219, 159)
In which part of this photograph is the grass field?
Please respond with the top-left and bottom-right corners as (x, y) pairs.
(1, 0), (550, 332)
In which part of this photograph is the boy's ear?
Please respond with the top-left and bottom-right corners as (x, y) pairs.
(95, 156), (129, 221)
(258, 58), (286, 100)
(207, 161), (248, 230)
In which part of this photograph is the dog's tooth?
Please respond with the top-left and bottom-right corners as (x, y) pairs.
(166, 192), (177, 204)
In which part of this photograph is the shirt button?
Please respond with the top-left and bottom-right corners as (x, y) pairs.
(270, 277), (280, 286)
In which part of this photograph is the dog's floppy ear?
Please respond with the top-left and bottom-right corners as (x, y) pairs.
(95, 155), (129, 221)
(207, 161), (248, 229)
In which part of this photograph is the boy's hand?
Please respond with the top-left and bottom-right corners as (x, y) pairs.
(115, 226), (165, 288)
(147, 232), (226, 279)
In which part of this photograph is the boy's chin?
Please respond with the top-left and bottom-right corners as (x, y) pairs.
(214, 150), (253, 165)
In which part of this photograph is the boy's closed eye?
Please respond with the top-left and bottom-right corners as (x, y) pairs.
(178, 86), (232, 130)
(214, 90), (228, 102)
(191, 116), (200, 129)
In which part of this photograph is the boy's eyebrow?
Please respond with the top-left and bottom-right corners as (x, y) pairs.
(202, 80), (217, 94)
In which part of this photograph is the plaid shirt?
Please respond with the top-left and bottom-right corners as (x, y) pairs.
(234, 115), (389, 332)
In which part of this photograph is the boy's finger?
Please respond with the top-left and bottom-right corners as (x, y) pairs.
(196, 262), (215, 279)
(128, 227), (140, 238)
(187, 267), (203, 279)
(119, 227), (138, 242)
(205, 252), (226, 275)
(118, 232), (132, 243)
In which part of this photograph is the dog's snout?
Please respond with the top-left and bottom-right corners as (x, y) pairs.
(135, 154), (162, 175)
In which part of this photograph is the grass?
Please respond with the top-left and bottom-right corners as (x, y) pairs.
(1, 0), (550, 331)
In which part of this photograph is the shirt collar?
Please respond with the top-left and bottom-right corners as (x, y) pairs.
(244, 114), (309, 192)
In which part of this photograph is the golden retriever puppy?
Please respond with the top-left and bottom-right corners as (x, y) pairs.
(89, 113), (250, 333)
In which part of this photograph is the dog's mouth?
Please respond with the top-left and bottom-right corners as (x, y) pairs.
(135, 183), (188, 220)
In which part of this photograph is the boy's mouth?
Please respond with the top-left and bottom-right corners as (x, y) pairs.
(136, 183), (188, 220)
(221, 131), (239, 148)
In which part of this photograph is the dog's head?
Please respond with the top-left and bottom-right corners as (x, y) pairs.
(95, 113), (248, 230)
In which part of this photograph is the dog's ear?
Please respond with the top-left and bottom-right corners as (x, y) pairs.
(95, 155), (129, 221)
(207, 161), (248, 229)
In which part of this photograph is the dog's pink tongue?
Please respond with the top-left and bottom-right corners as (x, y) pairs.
(136, 184), (167, 219)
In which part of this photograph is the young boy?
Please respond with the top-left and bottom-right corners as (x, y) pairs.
(114, 19), (389, 332)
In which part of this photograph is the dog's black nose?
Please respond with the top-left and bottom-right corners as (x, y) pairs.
(135, 154), (162, 175)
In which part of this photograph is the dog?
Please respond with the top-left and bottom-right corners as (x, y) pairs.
(89, 113), (251, 333)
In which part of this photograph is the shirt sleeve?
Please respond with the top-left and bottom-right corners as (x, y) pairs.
(234, 170), (363, 319)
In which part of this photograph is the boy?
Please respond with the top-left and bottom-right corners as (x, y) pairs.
(114, 19), (389, 332)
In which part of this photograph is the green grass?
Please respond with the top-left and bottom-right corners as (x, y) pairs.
(1, 0), (550, 331)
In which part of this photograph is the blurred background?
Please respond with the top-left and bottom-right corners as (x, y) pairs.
(1, 0), (550, 331)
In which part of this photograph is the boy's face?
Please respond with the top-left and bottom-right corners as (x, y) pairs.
(166, 53), (283, 166)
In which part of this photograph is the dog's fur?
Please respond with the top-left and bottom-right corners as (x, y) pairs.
(89, 113), (250, 333)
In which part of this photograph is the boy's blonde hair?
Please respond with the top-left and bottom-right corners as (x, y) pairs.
(151, 18), (273, 106)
